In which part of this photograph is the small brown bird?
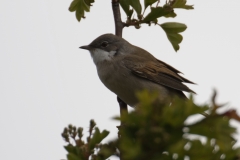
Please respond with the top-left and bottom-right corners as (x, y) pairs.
(80, 34), (195, 107)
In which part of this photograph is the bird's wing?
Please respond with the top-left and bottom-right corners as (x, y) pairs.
(122, 55), (196, 93)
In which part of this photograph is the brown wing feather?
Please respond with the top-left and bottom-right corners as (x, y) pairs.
(122, 55), (196, 94)
(157, 59), (182, 74)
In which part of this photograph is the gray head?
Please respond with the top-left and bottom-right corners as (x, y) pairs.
(80, 33), (130, 52)
(80, 34), (131, 64)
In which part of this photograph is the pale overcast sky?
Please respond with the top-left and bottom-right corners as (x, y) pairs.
(0, 0), (240, 160)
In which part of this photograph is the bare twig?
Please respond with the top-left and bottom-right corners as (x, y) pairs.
(112, 0), (125, 37)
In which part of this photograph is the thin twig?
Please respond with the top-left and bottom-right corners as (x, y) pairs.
(112, 0), (125, 37)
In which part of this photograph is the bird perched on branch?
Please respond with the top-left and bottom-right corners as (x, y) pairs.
(80, 34), (195, 107)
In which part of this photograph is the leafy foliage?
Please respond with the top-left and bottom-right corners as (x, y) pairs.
(69, 0), (94, 22)
(144, 0), (159, 9)
(62, 91), (240, 160)
(120, 0), (142, 18)
(170, 0), (194, 9)
(119, 0), (133, 18)
(142, 7), (173, 23)
(120, 0), (194, 51)
(159, 22), (187, 51)
(117, 91), (240, 160)
(62, 120), (116, 160)
(68, 0), (194, 51)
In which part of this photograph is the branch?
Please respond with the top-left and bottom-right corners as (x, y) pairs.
(112, 0), (125, 37)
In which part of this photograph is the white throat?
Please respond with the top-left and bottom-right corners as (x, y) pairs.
(90, 48), (116, 65)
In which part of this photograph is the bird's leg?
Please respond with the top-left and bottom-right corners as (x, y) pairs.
(117, 96), (128, 126)
(116, 97), (128, 160)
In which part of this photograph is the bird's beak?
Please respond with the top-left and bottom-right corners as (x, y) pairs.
(79, 45), (92, 50)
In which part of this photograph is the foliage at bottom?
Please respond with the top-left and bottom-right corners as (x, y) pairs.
(62, 91), (240, 160)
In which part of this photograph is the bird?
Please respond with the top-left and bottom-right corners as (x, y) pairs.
(80, 33), (195, 107)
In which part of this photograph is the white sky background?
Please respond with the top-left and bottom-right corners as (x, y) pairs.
(0, 0), (240, 159)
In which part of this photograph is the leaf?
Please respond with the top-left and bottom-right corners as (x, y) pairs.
(187, 115), (237, 153)
(144, 0), (158, 9)
(64, 145), (75, 153)
(65, 145), (85, 160)
(160, 22), (187, 32)
(168, 138), (188, 153)
(188, 116), (236, 142)
(163, 5), (177, 18)
(130, 0), (142, 15)
(186, 139), (220, 160)
(96, 141), (118, 159)
(89, 128), (109, 150)
(120, 0), (142, 16)
(69, 0), (81, 12)
(119, 0), (133, 17)
(167, 33), (182, 51)
(161, 97), (208, 127)
(143, 7), (171, 22)
(159, 22), (187, 51)
(171, 0), (194, 9)
(67, 153), (81, 160)
(164, 11), (177, 18)
(69, 0), (91, 22)
(84, 0), (94, 6)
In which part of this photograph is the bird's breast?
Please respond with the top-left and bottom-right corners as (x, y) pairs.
(96, 61), (126, 89)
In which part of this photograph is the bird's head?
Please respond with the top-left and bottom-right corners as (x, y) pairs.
(80, 34), (130, 64)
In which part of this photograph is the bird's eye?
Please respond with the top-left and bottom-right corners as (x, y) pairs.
(101, 41), (108, 48)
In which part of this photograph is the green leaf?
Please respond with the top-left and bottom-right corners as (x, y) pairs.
(96, 142), (118, 159)
(163, 5), (177, 18)
(167, 33), (182, 51)
(120, 0), (142, 17)
(164, 11), (177, 18)
(84, 0), (94, 6)
(186, 139), (219, 160)
(143, 7), (171, 22)
(89, 128), (109, 150)
(69, 0), (91, 22)
(160, 22), (187, 32)
(144, 0), (158, 9)
(64, 145), (74, 153)
(120, 0), (133, 17)
(69, 0), (80, 12)
(188, 116), (236, 149)
(64, 145), (85, 160)
(159, 22), (187, 51)
(67, 153), (81, 160)
(171, 0), (194, 9)
(168, 138), (188, 152)
(161, 97), (208, 127)
(130, 0), (142, 15)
